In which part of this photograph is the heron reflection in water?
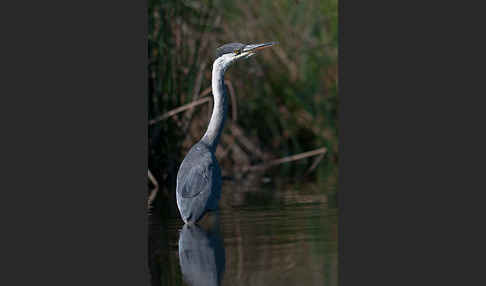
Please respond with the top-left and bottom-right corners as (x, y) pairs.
(178, 216), (225, 286)
(176, 41), (276, 224)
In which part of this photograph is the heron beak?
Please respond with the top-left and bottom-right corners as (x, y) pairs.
(243, 42), (278, 54)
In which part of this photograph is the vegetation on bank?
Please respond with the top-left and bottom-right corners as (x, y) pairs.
(148, 0), (338, 199)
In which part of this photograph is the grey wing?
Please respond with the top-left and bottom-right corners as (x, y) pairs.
(176, 155), (221, 222)
(179, 162), (214, 198)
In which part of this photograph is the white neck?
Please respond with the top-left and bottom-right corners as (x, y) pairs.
(201, 57), (231, 151)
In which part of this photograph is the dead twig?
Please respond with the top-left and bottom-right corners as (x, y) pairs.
(183, 61), (208, 129)
(305, 153), (325, 175)
(224, 80), (238, 122)
(147, 169), (159, 208)
(149, 79), (238, 127)
(149, 96), (211, 125)
(243, 147), (327, 172)
(227, 121), (267, 159)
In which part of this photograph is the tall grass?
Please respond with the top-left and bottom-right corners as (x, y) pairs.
(148, 0), (338, 198)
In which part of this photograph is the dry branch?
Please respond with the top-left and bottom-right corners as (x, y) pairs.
(224, 80), (238, 121)
(149, 79), (240, 127)
(183, 61), (208, 128)
(147, 169), (159, 207)
(149, 96), (211, 125)
(227, 121), (267, 159)
(243, 147), (327, 172)
(305, 153), (325, 175)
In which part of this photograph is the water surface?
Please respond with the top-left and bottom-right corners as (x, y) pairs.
(149, 181), (338, 286)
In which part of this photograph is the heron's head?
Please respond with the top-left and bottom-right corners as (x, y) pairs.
(213, 42), (277, 70)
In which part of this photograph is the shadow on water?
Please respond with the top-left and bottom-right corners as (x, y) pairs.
(149, 180), (338, 286)
(179, 215), (226, 286)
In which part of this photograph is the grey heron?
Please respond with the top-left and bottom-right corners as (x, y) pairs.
(176, 42), (276, 224)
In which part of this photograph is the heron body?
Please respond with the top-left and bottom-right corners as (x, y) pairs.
(176, 142), (222, 224)
(176, 42), (276, 224)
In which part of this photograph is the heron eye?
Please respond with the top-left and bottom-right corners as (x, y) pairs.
(234, 49), (240, 55)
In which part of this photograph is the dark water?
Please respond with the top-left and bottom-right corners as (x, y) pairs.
(149, 180), (338, 286)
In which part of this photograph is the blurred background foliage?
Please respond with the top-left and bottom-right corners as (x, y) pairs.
(148, 0), (338, 200)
